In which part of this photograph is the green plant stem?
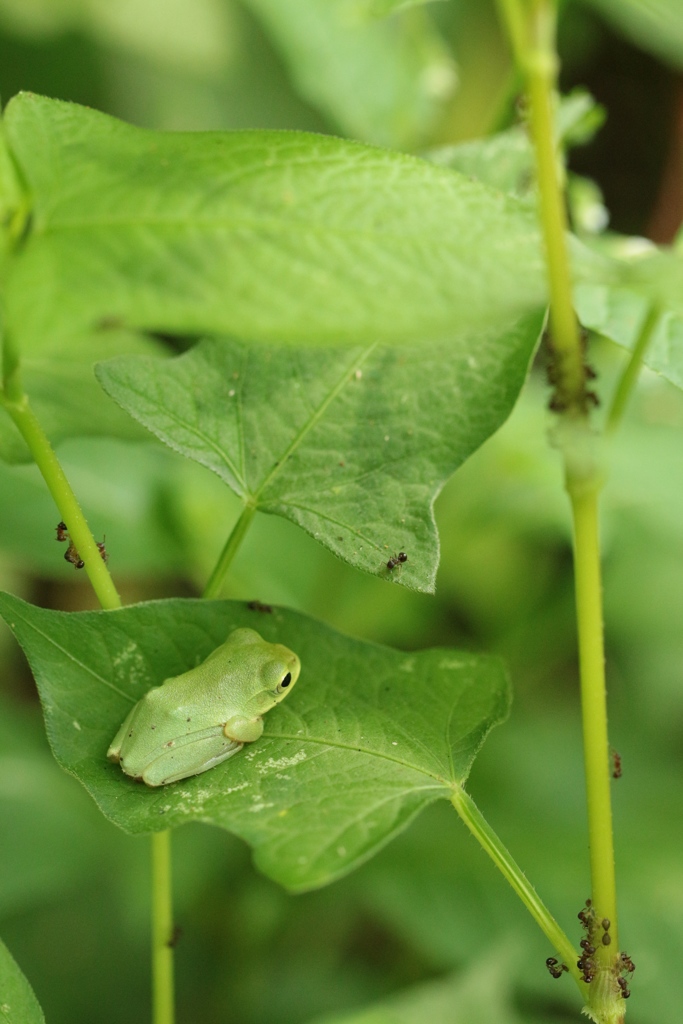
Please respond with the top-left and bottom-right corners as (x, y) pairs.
(566, 480), (617, 949)
(151, 831), (175, 1024)
(606, 304), (660, 435)
(524, 3), (585, 406)
(0, 392), (121, 610)
(1, 347), (177, 1021)
(2, 325), (178, 1023)
(498, 4), (622, 1015)
(494, 0), (528, 66)
(520, 0), (619, 951)
(203, 504), (256, 599)
(1, 330), (22, 404)
(451, 787), (584, 987)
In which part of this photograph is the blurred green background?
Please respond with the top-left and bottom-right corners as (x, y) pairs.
(1, 1), (683, 1022)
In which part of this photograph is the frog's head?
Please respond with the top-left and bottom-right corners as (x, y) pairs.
(227, 627), (301, 715)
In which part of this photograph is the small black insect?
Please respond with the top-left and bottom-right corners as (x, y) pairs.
(64, 540), (85, 570)
(247, 600), (273, 614)
(619, 952), (635, 974)
(63, 533), (108, 569)
(611, 748), (622, 779)
(617, 977), (630, 999)
(545, 957), (568, 979)
(386, 551), (408, 571)
(56, 521), (68, 542)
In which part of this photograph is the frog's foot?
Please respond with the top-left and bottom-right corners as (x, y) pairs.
(107, 705), (138, 763)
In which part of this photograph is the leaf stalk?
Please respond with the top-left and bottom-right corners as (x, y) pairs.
(451, 787), (583, 988)
(606, 304), (660, 434)
(203, 504), (256, 599)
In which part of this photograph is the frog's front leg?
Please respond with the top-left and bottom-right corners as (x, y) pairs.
(107, 704), (138, 763)
(141, 726), (243, 787)
(224, 715), (264, 743)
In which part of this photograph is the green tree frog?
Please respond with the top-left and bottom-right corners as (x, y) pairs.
(107, 628), (301, 787)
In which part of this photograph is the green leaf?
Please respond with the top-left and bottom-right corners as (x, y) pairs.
(308, 951), (522, 1024)
(240, 0), (455, 148)
(0, 329), (166, 464)
(0, 121), (28, 271)
(0, 593), (510, 892)
(580, 0), (683, 70)
(97, 317), (543, 593)
(3, 93), (548, 354)
(0, 938), (45, 1024)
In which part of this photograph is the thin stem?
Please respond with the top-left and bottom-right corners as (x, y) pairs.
(494, 0), (528, 66)
(1, 332), (174, 1022)
(498, 5), (623, 1017)
(524, 2), (585, 406)
(606, 304), (660, 435)
(1, 331), (22, 404)
(151, 831), (175, 1024)
(0, 393), (121, 610)
(451, 787), (584, 988)
(566, 482), (617, 948)
(203, 504), (256, 600)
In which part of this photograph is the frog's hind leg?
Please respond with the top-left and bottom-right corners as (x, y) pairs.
(141, 729), (243, 787)
(107, 704), (138, 763)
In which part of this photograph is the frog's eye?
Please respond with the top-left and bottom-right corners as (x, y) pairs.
(277, 672), (292, 694)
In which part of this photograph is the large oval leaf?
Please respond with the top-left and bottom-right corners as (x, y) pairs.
(3, 93), (547, 353)
(0, 593), (510, 892)
(96, 316), (543, 593)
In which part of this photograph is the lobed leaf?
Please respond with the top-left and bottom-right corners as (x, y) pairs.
(97, 317), (543, 593)
(0, 938), (45, 1024)
(3, 93), (548, 355)
(0, 593), (510, 892)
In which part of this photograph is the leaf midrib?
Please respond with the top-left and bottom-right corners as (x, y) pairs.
(2, 603), (135, 703)
(31, 213), (525, 251)
(253, 345), (376, 500)
(261, 730), (455, 788)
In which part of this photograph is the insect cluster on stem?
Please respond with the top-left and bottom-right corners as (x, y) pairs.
(545, 329), (599, 417)
(575, 897), (635, 998)
(55, 521), (108, 569)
